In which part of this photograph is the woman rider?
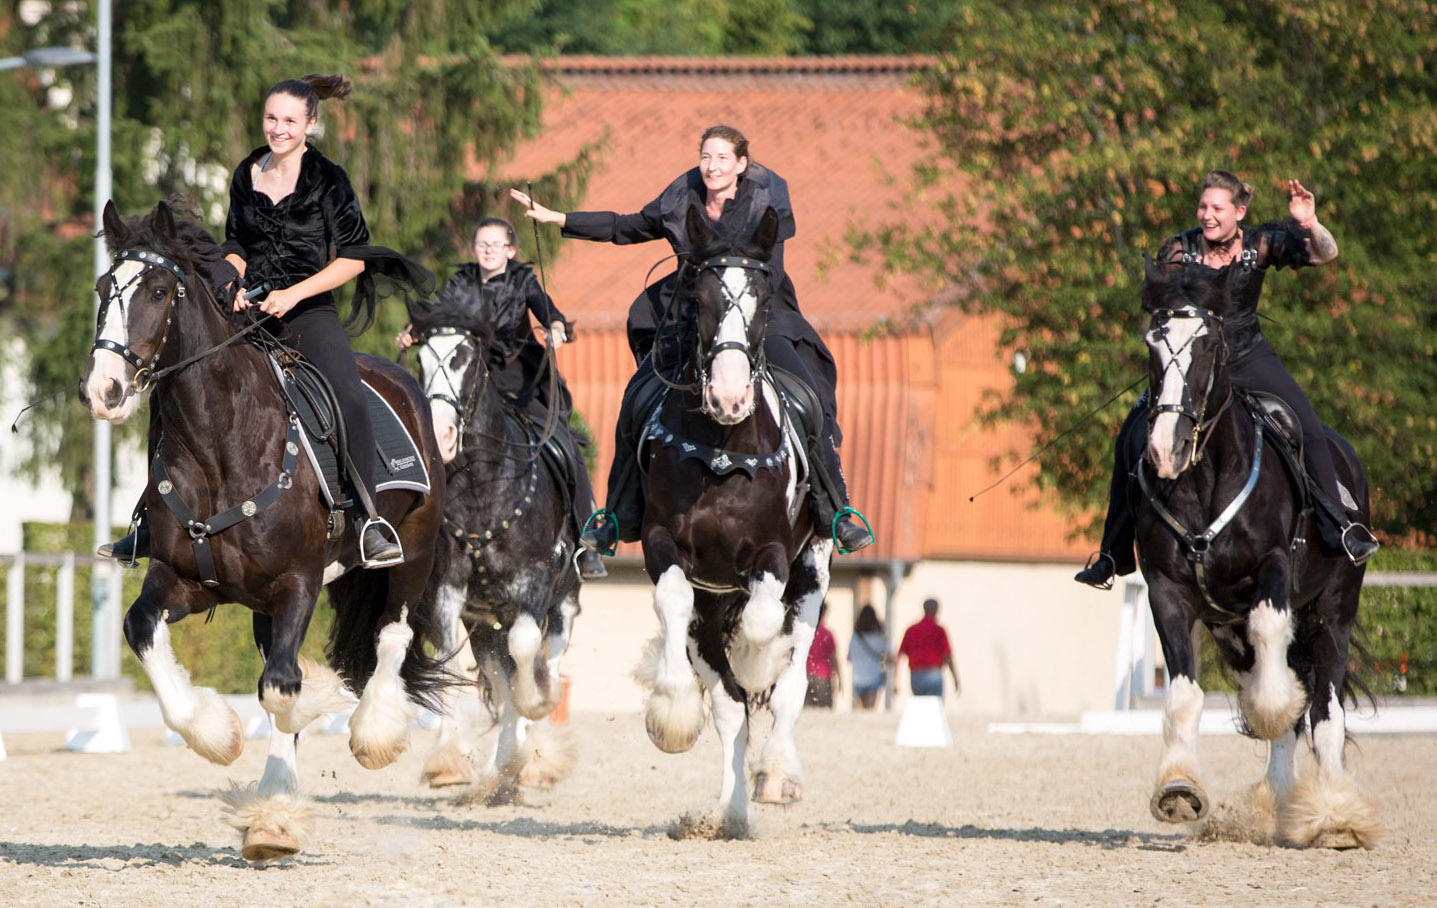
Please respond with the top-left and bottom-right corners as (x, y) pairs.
(1075, 170), (1380, 588)
(511, 124), (874, 555)
(398, 216), (607, 579)
(102, 74), (433, 568)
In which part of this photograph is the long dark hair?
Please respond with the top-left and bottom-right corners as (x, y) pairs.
(854, 604), (883, 635)
(267, 73), (353, 120)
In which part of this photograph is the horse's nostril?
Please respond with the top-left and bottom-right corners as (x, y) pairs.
(104, 379), (124, 409)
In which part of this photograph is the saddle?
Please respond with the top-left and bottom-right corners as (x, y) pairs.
(272, 354), (431, 510)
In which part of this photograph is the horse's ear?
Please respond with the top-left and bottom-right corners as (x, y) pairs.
(153, 200), (177, 241)
(101, 200), (127, 251)
(754, 206), (779, 255)
(684, 200), (710, 251)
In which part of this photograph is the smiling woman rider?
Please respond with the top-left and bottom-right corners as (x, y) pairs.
(511, 124), (874, 557)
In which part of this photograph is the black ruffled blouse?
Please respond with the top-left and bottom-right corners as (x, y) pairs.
(434, 261), (572, 369)
(1157, 222), (1312, 361)
(220, 143), (432, 330)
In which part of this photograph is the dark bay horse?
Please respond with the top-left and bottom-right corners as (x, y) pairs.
(404, 297), (582, 799)
(634, 203), (832, 837)
(80, 200), (449, 860)
(1134, 260), (1378, 847)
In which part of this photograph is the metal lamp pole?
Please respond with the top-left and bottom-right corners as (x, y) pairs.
(2, 2), (116, 678)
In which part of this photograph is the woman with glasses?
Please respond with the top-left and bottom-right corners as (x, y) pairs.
(511, 124), (874, 556)
(399, 217), (606, 579)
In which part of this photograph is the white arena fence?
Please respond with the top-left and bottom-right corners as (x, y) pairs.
(2, 552), (1435, 755)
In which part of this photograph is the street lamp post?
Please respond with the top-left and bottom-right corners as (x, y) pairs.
(2, 1), (116, 678)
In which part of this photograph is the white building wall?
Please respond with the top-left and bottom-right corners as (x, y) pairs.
(560, 558), (1133, 719)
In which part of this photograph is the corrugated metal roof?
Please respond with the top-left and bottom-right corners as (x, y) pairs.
(514, 57), (1093, 564)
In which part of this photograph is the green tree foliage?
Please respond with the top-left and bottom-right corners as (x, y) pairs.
(792, 0), (961, 54)
(492, 0), (806, 55)
(4, 0), (595, 517)
(873, 0), (1437, 538)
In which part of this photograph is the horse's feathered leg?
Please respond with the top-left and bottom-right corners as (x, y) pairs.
(1147, 579), (1209, 823)
(1235, 556), (1306, 741)
(753, 538), (831, 806)
(257, 583), (322, 733)
(124, 565), (242, 766)
(508, 609), (555, 720)
(691, 651), (750, 837)
(349, 607), (415, 770)
(1279, 586), (1380, 848)
(643, 563), (705, 754)
(422, 589), (480, 789)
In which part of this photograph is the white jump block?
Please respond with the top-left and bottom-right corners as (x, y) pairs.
(895, 695), (952, 748)
(61, 693), (132, 753)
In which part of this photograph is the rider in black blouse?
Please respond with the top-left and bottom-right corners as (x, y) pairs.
(399, 217), (607, 579)
(511, 125), (874, 556)
(103, 75), (435, 566)
(1075, 170), (1380, 589)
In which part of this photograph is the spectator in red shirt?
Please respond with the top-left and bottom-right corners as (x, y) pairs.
(805, 603), (841, 708)
(897, 598), (962, 699)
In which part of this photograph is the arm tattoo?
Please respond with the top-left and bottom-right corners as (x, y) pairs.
(1308, 224), (1339, 262)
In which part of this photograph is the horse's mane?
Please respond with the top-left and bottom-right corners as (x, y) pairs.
(1141, 257), (1233, 312)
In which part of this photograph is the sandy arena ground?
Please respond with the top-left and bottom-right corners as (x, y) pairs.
(1, 706), (1433, 907)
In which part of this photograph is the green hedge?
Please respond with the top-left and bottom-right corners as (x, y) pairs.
(3, 522), (332, 694)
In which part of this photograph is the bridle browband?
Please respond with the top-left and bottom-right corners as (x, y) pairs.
(93, 247), (270, 392)
(93, 248), (187, 391)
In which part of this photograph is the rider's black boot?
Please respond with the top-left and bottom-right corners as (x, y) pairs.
(580, 510), (620, 555)
(1341, 522), (1380, 566)
(360, 518), (405, 569)
(833, 511), (875, 554)
(1074, 552), (1119, 590)
(577, 547), (608, 580)
(98, 519), (150, 563)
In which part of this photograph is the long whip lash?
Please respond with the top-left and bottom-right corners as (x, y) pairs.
(967, 376), (1146, 502)
(524, 182), (563, 451)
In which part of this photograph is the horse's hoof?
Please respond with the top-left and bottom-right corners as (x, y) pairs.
(422, 767), (474, 789)
(1151, 779), (1209, 823)
(241, 823), (300, 862)
(1312, 830), (1362, 850)
(752, 771), (802, 804)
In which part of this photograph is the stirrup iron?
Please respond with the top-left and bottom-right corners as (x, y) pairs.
(580, 507), (619, 556)
(832, 506), (874, 555)
(359, 516), (404, 568)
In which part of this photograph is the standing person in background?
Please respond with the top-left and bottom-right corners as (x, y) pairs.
(848, 604), (891, 710)
(805, 602), (841, 709)
(897, 598), (961, 699)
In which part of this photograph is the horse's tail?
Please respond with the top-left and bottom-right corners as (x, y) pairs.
(325, 571), (456, 715)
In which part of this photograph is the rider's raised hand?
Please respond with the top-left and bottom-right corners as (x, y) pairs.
(509, 187), (566, 227)
(1288, 179), (1317, 228)
(396, 323), (416, 349)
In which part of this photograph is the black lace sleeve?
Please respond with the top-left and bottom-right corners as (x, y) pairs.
(1154, 234), (1185, 275)
(1255, 220), (1312, 271)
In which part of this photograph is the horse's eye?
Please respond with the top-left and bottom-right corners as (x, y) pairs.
(152, 285), (168, 301)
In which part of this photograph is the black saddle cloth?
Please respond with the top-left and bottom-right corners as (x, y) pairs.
(274, 355), (431, 509)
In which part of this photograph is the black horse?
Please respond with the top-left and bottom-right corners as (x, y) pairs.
(404, 298), (582, 799)
(1133, 260), (1378, 847)
(79, 200), (449, 860)
(631, 203), (832, 837)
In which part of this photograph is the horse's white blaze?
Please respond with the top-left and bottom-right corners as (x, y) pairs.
(1238, 602), (1305, 740)
(706, 267), (756, 423)
(85, 259), (145, 422)
(1157, 674), (1205, 787)
(430, 400), (460, 463)
(348, 609), (413, 769)
(1146, 317), (1207, 478)
(140, 614), (243, 765)
(1265, 728), (1301, 801)
(417, 333), (467, 463)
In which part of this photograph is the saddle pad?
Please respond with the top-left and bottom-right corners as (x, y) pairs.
(272, 357), (430, 508)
